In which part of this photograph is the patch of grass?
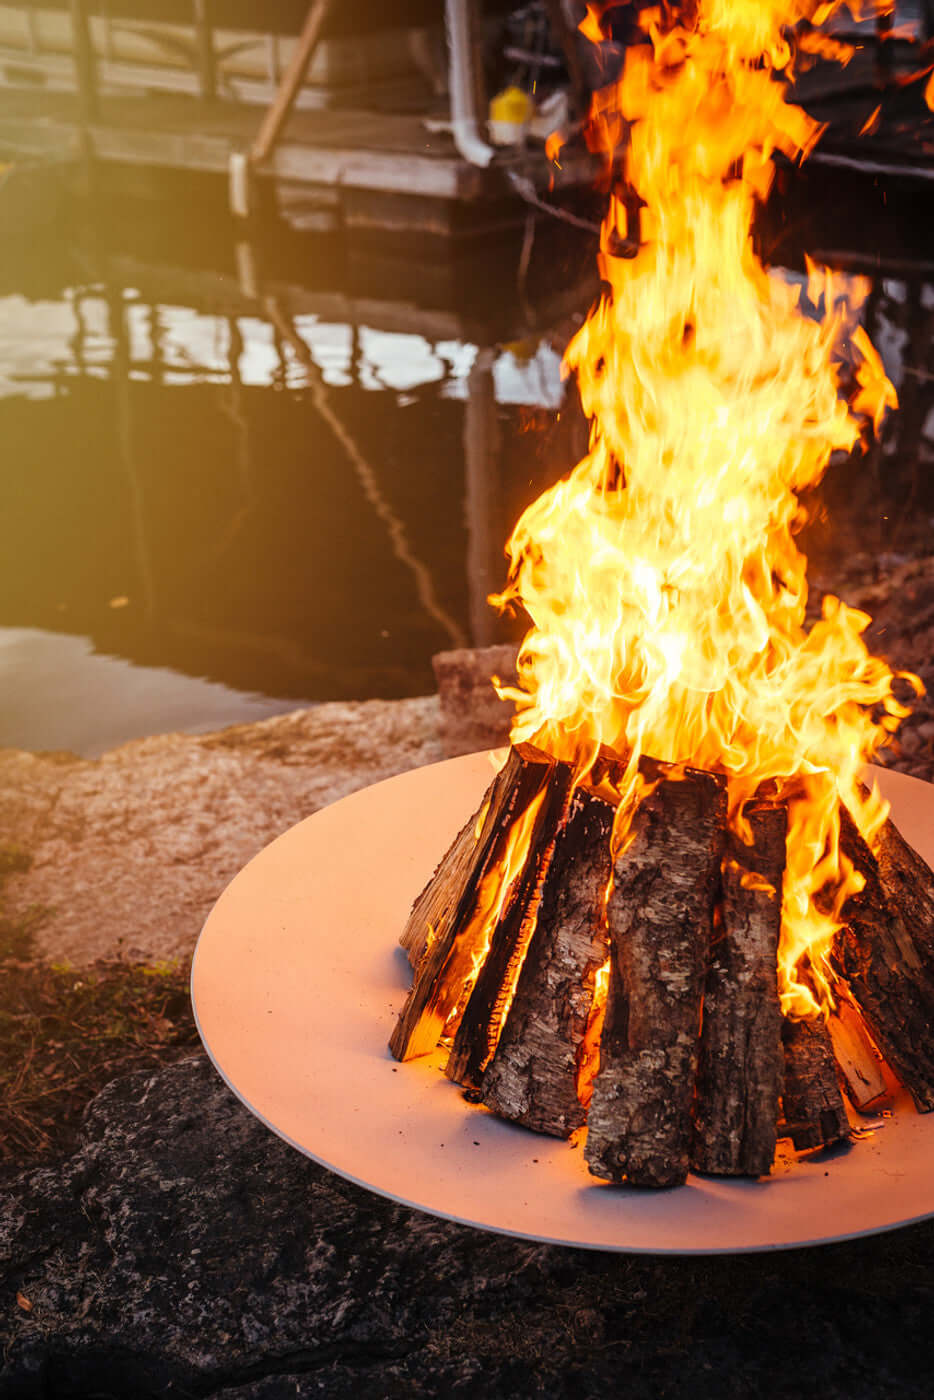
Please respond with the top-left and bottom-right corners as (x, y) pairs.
(0, 843), (200, 1178)
(0, 844), (46, 962)
(0, 957), (200, 1175)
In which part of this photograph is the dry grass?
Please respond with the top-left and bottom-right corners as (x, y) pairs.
(0, 957), (200, 1174)
(0, 844), (200, 1176)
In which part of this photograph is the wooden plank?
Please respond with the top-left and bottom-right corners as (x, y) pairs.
(251, 0), (336, 165)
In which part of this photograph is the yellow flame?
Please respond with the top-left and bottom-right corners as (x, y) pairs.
(577, 956), (611, 1108)
(444, 788), (548, 1034)
(545, 130), (564, 166)
(491, 0), (919, 1017)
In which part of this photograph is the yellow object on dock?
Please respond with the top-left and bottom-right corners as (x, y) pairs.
(488, 85), (534, 146)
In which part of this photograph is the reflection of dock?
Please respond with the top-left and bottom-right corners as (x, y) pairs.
(0, 217), (595, 701)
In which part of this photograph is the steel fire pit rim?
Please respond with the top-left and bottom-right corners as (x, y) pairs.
(192, 752), (934, 1255)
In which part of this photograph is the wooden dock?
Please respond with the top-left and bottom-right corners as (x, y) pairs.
(0, 83), (604, 237)
(0, 0), (607, 238)
(0, 0), (931, 239)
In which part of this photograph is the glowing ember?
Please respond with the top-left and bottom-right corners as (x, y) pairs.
(492, 0), (920, 1021)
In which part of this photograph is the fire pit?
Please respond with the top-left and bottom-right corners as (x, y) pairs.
(191, 754), (934, 1253)
(385, 1), (934, 1190)
(194, 0), (934, 1246)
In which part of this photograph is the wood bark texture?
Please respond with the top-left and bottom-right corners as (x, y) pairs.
(399, 805), (485, 969)
(445, 761), (575, 1087)
(585, 769), (726, 1188)
(480, 788), (615, 1137)
(834, 804), (934, 1111)
(692, 800), (786, 1177)
(389, 744), (553, 1061)
(780, 1015), (850, 1150)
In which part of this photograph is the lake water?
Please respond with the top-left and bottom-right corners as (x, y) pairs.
(1, 174), (932, 755)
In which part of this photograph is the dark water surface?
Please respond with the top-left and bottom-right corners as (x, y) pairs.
(1, 175), (932, 755)
(0, 196), (599, 754)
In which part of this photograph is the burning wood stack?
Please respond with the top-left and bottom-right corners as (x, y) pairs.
(390, 743), (934, 1187)
(390, 0), (934, 1187)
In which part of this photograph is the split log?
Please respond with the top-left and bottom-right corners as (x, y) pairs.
(480, 787), (615, 1137)
(399, 803), (486, 969)
(445, 761), (576, 1087)
(389, 744), (555, 1061)
(827, 985), (891, 1112)
(780, 1016), (850, 1150)
(585, 768), (726, 1188)
(834, 804), (934, 1111)
(692, 800), (786, 1178)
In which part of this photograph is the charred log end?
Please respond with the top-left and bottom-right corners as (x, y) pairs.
(781, 1120), (824, 1152)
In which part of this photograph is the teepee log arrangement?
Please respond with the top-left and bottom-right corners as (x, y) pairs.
(389, 746), (934, 1188)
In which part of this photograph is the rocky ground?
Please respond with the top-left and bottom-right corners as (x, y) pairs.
(2, 533), (934, 1397)
(4, 1054), (934, 1400)
(0, 696), (442, 968)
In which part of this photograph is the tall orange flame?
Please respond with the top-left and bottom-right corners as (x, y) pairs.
(494, 0), (919, 1017)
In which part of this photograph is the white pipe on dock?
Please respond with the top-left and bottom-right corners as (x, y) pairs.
(445, 0), (495, 169)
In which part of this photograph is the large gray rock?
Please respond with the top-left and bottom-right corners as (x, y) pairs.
(3, 1057), (934, 1398)
(0, 697), (441, 968)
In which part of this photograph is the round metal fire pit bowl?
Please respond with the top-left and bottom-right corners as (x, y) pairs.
(192, 753), (934, 1254)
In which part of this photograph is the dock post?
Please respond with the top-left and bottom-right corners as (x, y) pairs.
(193, 0), (217, 102)
(69, 0), (98, 123)
(229, 152), (253, 220)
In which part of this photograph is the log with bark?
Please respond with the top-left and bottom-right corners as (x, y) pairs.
(480, 785), (615, 1137)
(780, 1015), (850, 1151)
(445, 761), (575, 1087)
(389, 742), (934, 1190)
(691, 800), (786, 1177)
(834, 801), (934, 1111)
(390, 743), (557, 1061)
(584, 767), (726, 1188)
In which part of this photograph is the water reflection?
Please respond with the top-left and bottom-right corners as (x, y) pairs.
(1, 201), (932, 757)
(0, 216), (595, 753)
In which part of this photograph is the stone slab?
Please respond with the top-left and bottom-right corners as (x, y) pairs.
(0, 697), (441, 968)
